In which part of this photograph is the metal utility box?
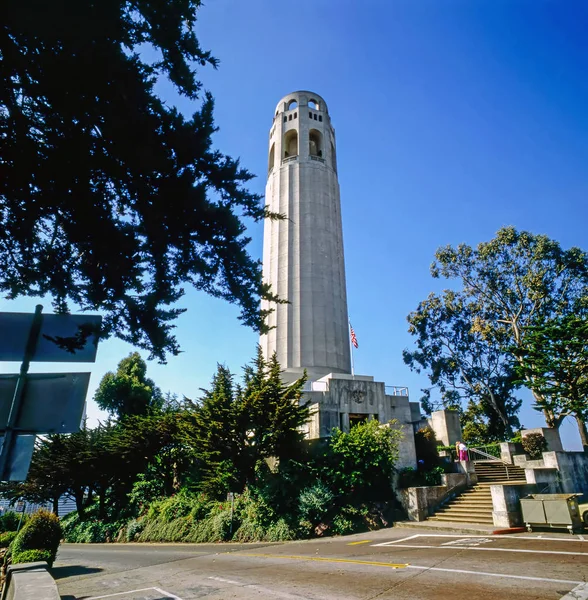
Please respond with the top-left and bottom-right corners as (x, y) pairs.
(521, 494), (583, 533)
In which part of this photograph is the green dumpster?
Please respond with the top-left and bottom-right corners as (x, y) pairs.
(520, 494), (583, 533)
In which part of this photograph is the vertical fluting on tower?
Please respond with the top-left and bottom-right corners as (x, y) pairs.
(260, 91), (351, 380)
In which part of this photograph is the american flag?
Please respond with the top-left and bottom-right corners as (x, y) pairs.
(350, 323), (358, 348)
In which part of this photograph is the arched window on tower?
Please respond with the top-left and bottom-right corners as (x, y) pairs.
(287, 99), (298, 111)
(308, 99), (319, 110)
(268, 143), (275, 173)
(309, 129), (323, 158)
(283, 130), (298, 158)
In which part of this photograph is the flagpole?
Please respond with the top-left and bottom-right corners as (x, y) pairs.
(349, 320), (355, 378)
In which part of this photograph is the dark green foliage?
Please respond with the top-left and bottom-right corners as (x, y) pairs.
(428, 227), (588, 439)
(404, 290), (521, 440)
(0, 531), (17, 548)
(397, 466), (446, 488)
(414, 426), (440, 469)
(522, 433), (548, 460)
(0, 0), (280, 361)
(61, 505), (126, 544)
(0, 511), (26, 533)
(94, 353), (163, 418)
(298, 482), (334, 527)
(192, 348), (310, 497)
(11, 549), (53, 565)
(513, 313), (588, 449)
(12, 510), (62, 567)
(322, 420), (402, 502)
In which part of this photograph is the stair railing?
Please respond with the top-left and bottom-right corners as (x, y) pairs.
(468, 447), (519, 481)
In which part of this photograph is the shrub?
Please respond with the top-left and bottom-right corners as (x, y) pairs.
(522, 433), (548, 459)
(298, 482), (334, 526)
(414, 426), (440, 469)
(158, 489), (196, 522)
(12, 549), (53, 565)
(125, 519), (145, 542)
(398, 465), (445, 488)
(12, 510), (62, 567)
(325, 420), (402, 501)
(0, 511), (25, 533)
(0, 531), (18, 548)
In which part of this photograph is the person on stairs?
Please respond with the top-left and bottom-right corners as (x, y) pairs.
(458, 441), (469, 461)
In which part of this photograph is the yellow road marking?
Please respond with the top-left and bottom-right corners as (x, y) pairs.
(239, 553), (408, 569)
(347, 540), (372, 546)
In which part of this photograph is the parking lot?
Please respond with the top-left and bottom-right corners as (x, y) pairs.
(55, 528), (588, 600)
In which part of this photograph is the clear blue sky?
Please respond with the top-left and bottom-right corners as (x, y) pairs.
(2, 1), (587, 448)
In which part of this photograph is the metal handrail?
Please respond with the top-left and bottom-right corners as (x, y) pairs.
(468, 447), (519, 481)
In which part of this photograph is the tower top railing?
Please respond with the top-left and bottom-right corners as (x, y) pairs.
(385, 386), (409, 396)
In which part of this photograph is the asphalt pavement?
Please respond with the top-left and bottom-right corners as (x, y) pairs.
(54, 527), (588, 600)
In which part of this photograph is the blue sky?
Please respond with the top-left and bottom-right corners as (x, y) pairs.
(2, 1), (587, 448)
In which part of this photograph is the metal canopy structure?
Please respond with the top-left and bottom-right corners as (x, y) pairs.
(0, 305), (101, 481)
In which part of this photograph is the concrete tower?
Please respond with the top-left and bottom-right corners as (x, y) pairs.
(260, 91), (351, 380)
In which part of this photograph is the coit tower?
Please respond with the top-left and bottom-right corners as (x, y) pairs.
(260, 91), (351, 381)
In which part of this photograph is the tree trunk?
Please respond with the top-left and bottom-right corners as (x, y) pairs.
(574, 413), (588, 452)
(98, 488), (106, 519)
(52, 496), (59, 517)
(74, 489), (86, 519)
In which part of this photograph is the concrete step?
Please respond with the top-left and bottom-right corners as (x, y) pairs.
(451, 499), (493, 507)
(435, 508), (492, 517)
(429, 516), (494, 524)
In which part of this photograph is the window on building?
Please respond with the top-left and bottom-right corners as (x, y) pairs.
(283, 129), (298, 157)
(309, 129), (323, 157)
(319, 115), (323, 122)
(349, 414), (368, 429)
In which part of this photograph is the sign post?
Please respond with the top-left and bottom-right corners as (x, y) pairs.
(0, 306), (101, 481)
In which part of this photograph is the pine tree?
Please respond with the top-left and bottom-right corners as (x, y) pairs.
(191, 365), (240, 496)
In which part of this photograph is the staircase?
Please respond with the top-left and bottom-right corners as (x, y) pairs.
(427, 461), (527, 526)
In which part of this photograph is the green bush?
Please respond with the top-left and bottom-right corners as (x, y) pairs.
(12, 549), (53, 565)
(125, 519), (145, 542)
(0, 511), (26, 533)
(325, 420), (402, 501)
(522, 433), (548, 459)
(298, 482), (334, 526)
(12, 510), (62, 567)
(0, 531), (17, 548)
(414, 426), (440, 469)
(398, 465), (445, 488)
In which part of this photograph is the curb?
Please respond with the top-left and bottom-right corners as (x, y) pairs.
(491, 527), (527, 535)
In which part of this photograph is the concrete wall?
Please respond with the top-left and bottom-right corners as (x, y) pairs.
(398, 473), (468, 521)
(491, 484), (538, 528)
(301, 373), (417, 469)
(522, 428), (563, 452)
(427, 410), (462, 446)
(543, 451), (588, 496)
(2, 562), (59, 600)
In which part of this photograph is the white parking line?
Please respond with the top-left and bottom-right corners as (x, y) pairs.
(86, 587), (184, 600)
(153, 587), (183, 600)
(376, 533), (588, 546)
(407, 564), (581, 586)
(375, 543), (587, 556)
